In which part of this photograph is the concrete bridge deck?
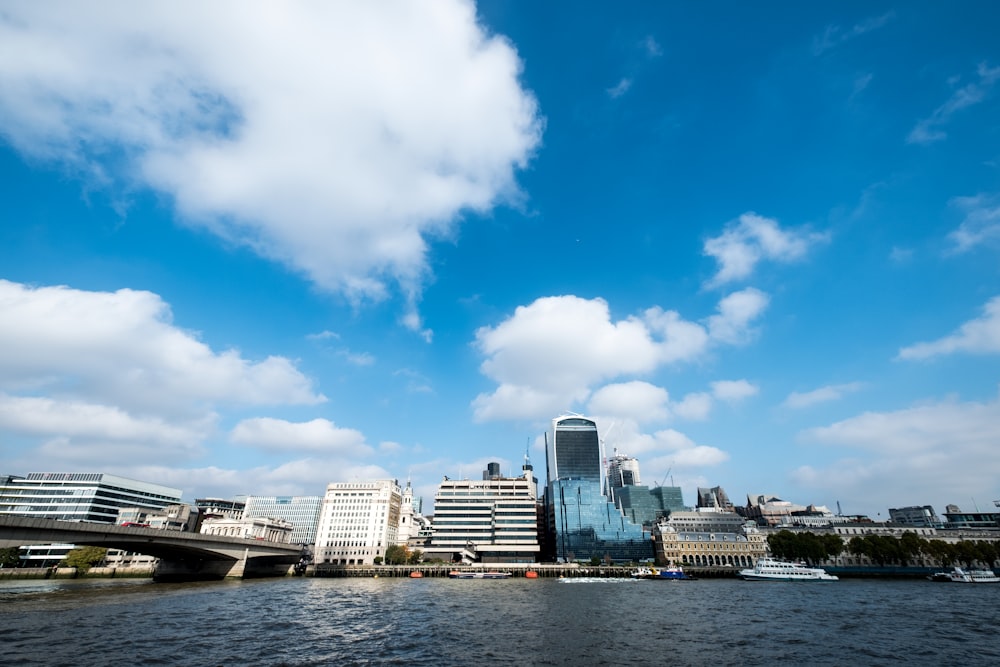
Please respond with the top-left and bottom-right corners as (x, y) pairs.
(0, 514), (305, 581)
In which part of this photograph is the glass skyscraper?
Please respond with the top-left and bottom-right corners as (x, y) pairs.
(545, 415), (652, 562)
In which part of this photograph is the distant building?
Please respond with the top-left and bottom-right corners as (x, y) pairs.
(888, 505), (943, 528)
(314, 480), (402, 565)
(545, 415), (652, 563)
(118, 503), (200, 531)
(697, 486), (733, 511)
(0, 472), (183, 567)
(195, 497), (247, 521)
(742, 494), (835, 527)
(200, 516), (293, 543)
(427, 463), (539, 563)
(605, 451), (640, 492)
(397, 481), (431, 547)
(941, 504), (1000, 529)
(242, 495), (322, 545)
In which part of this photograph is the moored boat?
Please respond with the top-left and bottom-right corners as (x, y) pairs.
(739, 557), (838, 581)
(927, 567), (1000, 583)
(448, 570), (512, 579)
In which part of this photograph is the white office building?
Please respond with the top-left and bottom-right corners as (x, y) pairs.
(428, 463), (539, 563)
(314, 480), (402, 565)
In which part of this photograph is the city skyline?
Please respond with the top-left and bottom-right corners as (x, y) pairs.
(2, 2), (1000, 518)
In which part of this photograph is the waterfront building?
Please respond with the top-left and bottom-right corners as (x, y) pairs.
(650, 485), (687, 514)
(426, 462), (539, 563)
(941, 504), (1000, 529)
(200, 516), (293, 543)
(0, 472), (183, 567)
(888, 505), (943, 528)
(314, 480), (402, 565)
(107, 503), (199, 568)
(195, 497), (246, 521)
(654, 519), (767, 568)
(545, 415), (652, 563)
(242, 495), (322, 545)
(397, 481), (431, 546)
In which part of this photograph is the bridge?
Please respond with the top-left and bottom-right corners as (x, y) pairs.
(0, 514), (306, 581)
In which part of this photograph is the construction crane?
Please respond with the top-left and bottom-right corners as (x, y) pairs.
(657, 463), (673, 488)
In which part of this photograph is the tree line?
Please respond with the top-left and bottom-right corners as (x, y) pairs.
(767, 530), (1000, 568)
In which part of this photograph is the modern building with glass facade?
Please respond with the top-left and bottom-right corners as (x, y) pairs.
(545, 415), (652, 562)
(545, 414), (601, 485)
(427, 463), (539, 563)
(242, 495), (322, 545)
(0, 472), (182, 566)
(314, 480), (402, 565)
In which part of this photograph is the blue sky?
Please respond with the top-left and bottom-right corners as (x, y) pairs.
(2, 1), (999, 518)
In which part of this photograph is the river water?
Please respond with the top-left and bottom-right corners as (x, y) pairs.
(2, 576), (998, 666)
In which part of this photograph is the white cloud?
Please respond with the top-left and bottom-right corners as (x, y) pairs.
(947, 192), (1000, 253)
(908, 62), (1000, 145)
(642, 36), (663, 58)
(0, 279), (334, 469)
(795, 391), (1000, 512)
(711, 379), (759, 402)
(587, 382), (670, 423)
(813, 12), (895, 56)
(703, 213), (827, 288)
(898, 296), (1000, 360)
(472, 292), (768, 421)
(673, 392), (712, 421)
(782, 382), (863, 409)
(706, 288), (770, 344)
(607, 78), (632, 98)
(0, 2), (542, 330)
(230, 417), (373, 456)
(0, 280), (324, 414)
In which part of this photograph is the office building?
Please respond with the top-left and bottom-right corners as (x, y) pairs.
(195, 497), (246, 521)
(605, 451), (640, 492)
(545, 414), (601, 485)
(888, 505), (943, 528)
(0, 472), (182, 567)
(427, 463), (539, 563)
(545, 415), (652, 563)
(242, 495), (323, 545)
(314, 480), (402, 565)
(697, 486), (734, 511)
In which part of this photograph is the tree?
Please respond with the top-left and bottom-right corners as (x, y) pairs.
(61, 546), (107, 572)
(0, 546), (21, 568)
(384, 545), (408, 565)
(407, 549), (423, 564)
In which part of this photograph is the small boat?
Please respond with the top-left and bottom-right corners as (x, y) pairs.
(448, 570), (512, 579)
(631, 565), (694, 580)
(927, 567), (1000, 583)
(739, 557), (838, 581)
(408, 571), (423, 578)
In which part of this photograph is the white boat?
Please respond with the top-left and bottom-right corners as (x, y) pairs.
(928, 567), (1000, 583)
(739, 557), (838, 581)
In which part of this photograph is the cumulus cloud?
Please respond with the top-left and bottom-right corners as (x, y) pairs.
(0, 279), (329, 468)
(908, 63), (1000, 145)
(673, 392), (712, 421)
(230, 417), (373, 456)
(0, 2), (542, 331)
(898, 296), (1000, 360)
(947, 192), (1000, 253)
(472, 292), (768, 421)
(703, 213), (828, 288)
(0, 280), (324, 413)
(794, 391), (1000, 512)
(783, 382), (863, 409)
(588, 382), (670, 423)
(706, 288), (770, 344)
(711, 379), (759, 402)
